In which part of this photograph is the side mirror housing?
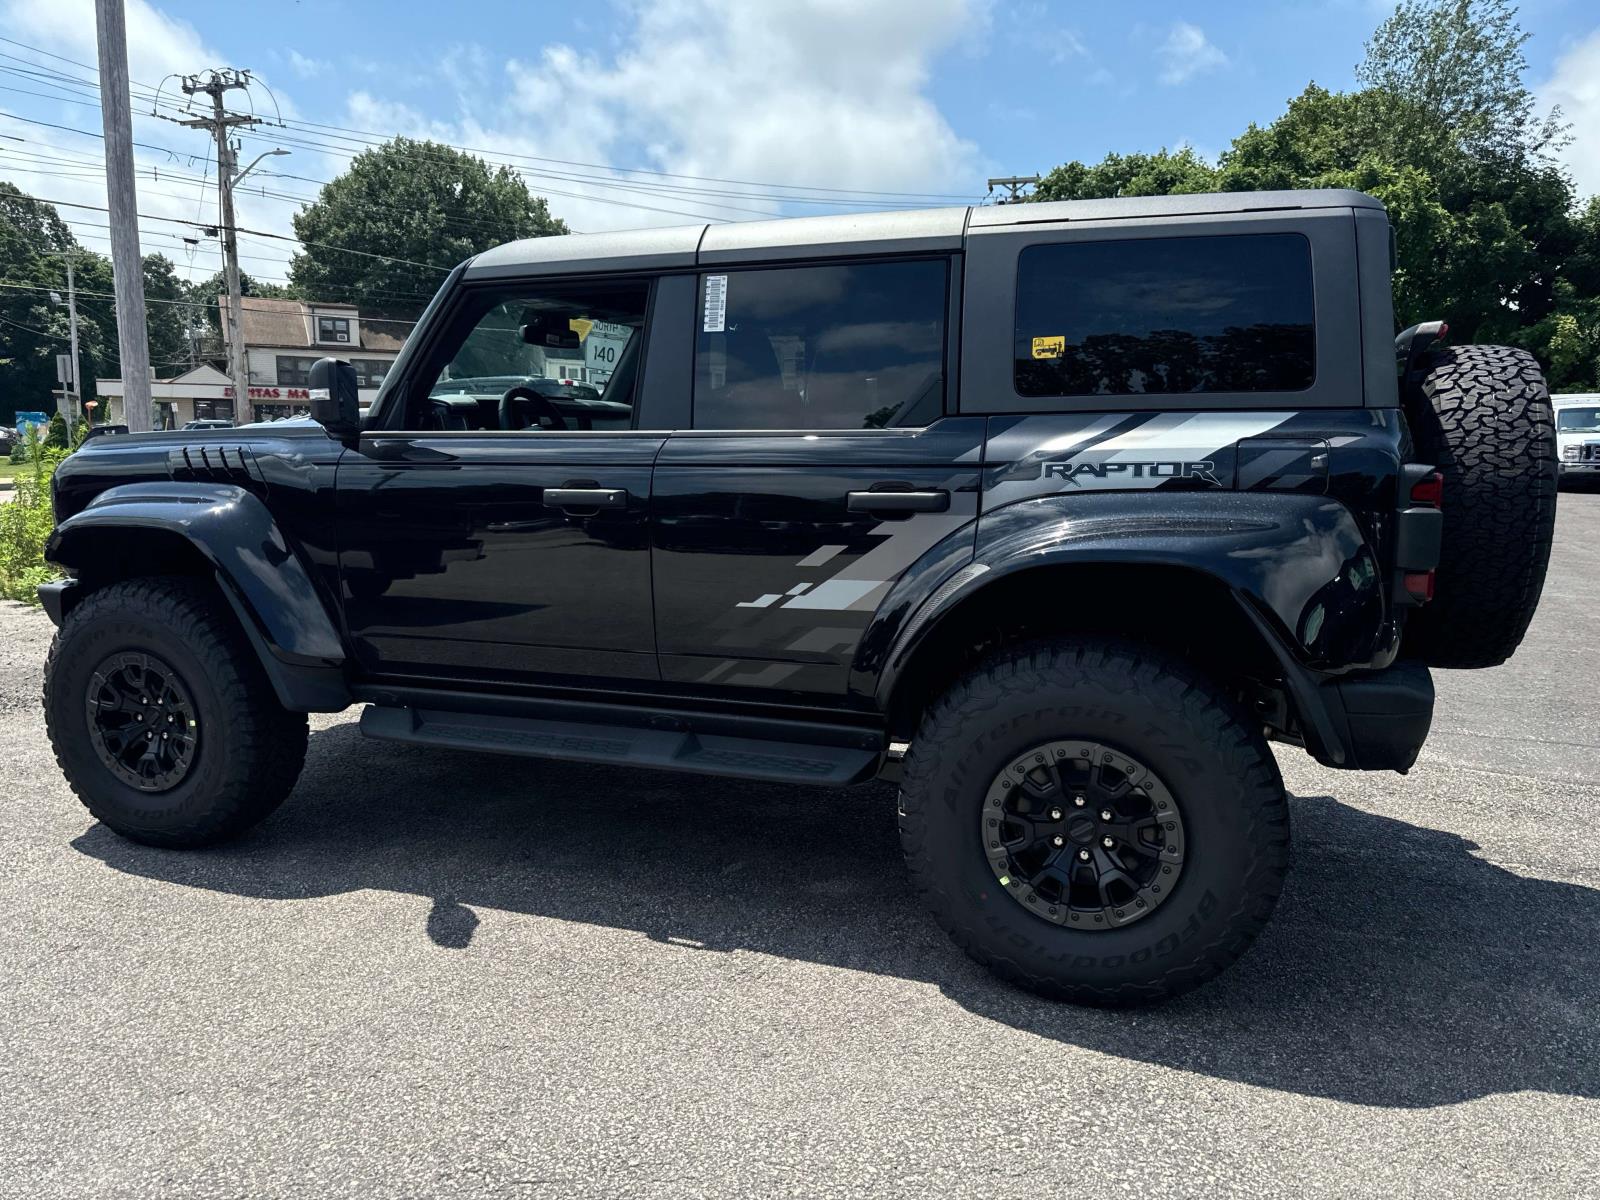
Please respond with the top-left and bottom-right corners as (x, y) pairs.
(309, 357), (360, 442)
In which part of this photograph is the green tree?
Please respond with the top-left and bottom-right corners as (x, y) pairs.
(288, 138), (567, 316)
(141, 254), (189, 373)
(1358, 0), (1564, 163)
(0, 184), (108, 424)
(184, 268), (286, 335)
(1033, 147), (1218, 203)
(1024, 0), (1600, 393)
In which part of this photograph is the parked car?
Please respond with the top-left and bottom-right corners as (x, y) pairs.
(1554, 393), (1600, 482)
(37, 190), (1557, 1005)
(181, 418), (234, 431)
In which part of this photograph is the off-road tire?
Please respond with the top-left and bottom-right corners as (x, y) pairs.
(1403, 343), (1557, 669)
(899, 639), (1290, 1006)
(43, 576), (309, 848)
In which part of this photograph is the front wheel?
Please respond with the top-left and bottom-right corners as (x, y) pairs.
(899, 639), (1290, 1006)
(43, 576), (309, 848)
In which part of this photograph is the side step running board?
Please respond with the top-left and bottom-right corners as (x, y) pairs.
(359, 705), (882, 786)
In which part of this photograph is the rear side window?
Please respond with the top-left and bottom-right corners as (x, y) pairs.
(1014, 233), (1315, 397)
(693, 260), (947, 430)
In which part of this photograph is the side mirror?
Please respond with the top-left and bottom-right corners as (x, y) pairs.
(309, 357), (360, 442)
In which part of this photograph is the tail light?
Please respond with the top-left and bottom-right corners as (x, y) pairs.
(1409, 471), (1443, 508)
(1395, 465), (1443, 606)
(1403, 571), (1436, 602)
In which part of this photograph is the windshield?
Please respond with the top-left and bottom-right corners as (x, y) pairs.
(1556, 406), (1600, 432)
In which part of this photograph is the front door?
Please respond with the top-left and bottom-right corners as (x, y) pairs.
(337, 275), (673, 686)
(651, 258), (982, 698)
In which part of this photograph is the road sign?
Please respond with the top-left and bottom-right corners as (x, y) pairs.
(56, 353), (75, 388)
(583, 320), (631, 380)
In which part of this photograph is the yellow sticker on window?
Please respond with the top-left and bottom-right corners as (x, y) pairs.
(1031, 335), (1066, 360)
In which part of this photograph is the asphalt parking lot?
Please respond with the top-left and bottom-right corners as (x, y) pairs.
(2, 490), (1597, 1199)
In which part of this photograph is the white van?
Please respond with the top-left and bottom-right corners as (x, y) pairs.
(1555, 393), (1600, 479)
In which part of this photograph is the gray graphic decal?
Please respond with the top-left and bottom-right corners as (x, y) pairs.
(984, 411), (1296, 506)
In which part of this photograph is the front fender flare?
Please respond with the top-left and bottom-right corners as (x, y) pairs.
(46, 481), (348, 710)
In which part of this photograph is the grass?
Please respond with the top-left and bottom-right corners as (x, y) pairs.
(0, 461), (21, 482)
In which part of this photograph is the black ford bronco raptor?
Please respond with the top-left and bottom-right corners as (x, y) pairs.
(40, 190), (1557, 1005)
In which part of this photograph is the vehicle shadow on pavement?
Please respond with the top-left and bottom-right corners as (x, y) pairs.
(72, 719), (1600, 1110)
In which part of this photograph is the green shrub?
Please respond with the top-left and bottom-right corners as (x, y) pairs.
(0, 424), (67, 604)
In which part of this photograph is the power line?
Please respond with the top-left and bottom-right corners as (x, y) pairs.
(16, 191), (454, 271)
(0, 36), (979, 208)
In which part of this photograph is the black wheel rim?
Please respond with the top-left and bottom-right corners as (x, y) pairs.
(85, 652), (200, 792)
(981, 739), (1186, 930)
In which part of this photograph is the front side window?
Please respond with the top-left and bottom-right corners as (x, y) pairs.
(1014, 233), (1316, 397)
(410, 279), (649, 432)
(693, 259), (947, 430)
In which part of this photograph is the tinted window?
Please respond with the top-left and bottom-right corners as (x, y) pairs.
(693, 260), (946, 430)
(1014, 234), (1315, 397)
(413, 279), (648, 431)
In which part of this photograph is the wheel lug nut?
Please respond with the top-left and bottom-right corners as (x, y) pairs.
(1099, 810), (1113, 821)
(1050, 808), (1062, 820)
(1052, 836), (1064, 847)
(1102, 836), (1115, 848)
(1073, 796), (1086, 807)
(1078, 849), (1090, 861)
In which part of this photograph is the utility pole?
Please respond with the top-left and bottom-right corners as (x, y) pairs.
(94, 0), (153, 432)
(986, 174), (1041, 204)
(66, 256), (82, 421)
(175, 70), (263, 424)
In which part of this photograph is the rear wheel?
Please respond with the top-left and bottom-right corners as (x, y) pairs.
(43, 576), (308, 848)
(899, 639), (1290, 1006)
(1403, 343), (1557, 668)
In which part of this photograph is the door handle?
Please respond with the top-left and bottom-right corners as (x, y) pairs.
(543, 487), (627, 511)
(846, 489), (950, 514)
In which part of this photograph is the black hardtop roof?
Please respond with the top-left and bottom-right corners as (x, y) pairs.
(462, 188), (1383, 279)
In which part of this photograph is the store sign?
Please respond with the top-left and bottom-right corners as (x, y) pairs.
(223, 387), (311, 400)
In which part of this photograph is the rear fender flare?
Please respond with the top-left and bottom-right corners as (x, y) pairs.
(865, 492), (1391, 753)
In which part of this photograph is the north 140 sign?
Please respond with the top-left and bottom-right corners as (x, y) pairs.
(582, 321), (631, 375)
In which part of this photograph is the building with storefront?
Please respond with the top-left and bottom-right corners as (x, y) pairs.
(96, 298), (408, 427)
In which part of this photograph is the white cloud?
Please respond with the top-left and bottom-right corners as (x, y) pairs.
(485, 0), (986, 231)
(1540, 27), (1600, 203)
(2, 0), (987, 281)
(0, 0), (322, 287)
(287, 50), (327, 80)
(1155, 21), (1228, 86)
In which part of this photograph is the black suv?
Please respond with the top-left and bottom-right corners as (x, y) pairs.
(39, 190), (1557, 1004)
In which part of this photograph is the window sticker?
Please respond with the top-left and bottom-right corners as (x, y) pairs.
(703, 274), (728, 333)
(1031, 335), (1066, 360)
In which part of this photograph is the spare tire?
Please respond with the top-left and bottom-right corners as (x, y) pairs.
(1402, 343), (1557, 669)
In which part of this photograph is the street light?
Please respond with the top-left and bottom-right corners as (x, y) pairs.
(234, 147), (288, 188)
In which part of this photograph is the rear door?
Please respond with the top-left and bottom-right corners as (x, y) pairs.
(651, 257), (982, 697)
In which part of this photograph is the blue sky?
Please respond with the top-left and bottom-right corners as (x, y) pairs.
(1, 0), (1597, 287)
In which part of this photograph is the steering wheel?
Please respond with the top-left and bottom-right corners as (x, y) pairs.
(497, 385), (569, 432)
